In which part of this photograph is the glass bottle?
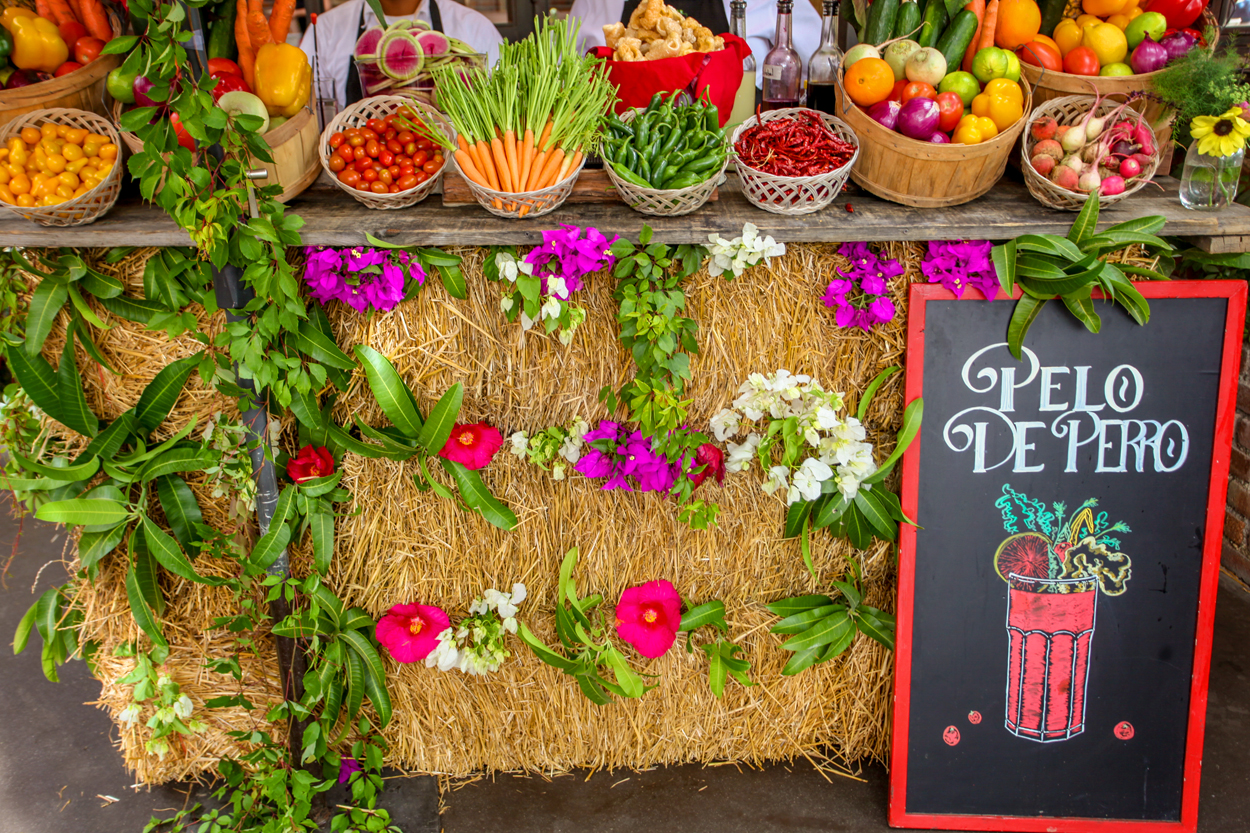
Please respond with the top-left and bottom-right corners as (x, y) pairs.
(726, 0), (757, 131)
(806, 0), (842, 116)
(1179, 141), (1244, 210)
(762, 0), (801, 111)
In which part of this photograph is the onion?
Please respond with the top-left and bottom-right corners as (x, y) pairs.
(867, 100), (902, 131)
(1159, 31), (1197, 63)
(896, 97), (940, 141)
(1130, 35), (1168, 74)
(133, 76), (160, 108)
(928, 131), (950, 143)
(5, 69), (38, 90)
(1111, 140), (1139, 156)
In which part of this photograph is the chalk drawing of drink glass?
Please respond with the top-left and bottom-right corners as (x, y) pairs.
(993, 486), (1133, 743)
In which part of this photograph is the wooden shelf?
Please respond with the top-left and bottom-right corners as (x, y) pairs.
(3, 174), (1249, 251)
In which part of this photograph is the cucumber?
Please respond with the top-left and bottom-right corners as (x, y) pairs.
(864, 0), (900, 46)
(935, 9), (978, 73)
(917, 0), (947, 48)
(892, 0), (923, 41)
(1038, 0), (1066, 36)
(207, 16), (234, 60)
(942, 0), (966, 20)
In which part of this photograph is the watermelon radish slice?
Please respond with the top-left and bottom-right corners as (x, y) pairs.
(354, 25), (385, 59)
(415, 30), (449, 56)
(378, 28), (424, 81)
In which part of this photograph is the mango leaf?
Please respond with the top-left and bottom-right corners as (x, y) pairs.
(326, 421), (391, 459)
(604, 647), (644, 698)
(141, 516), (214, 585)
(813, 494), (850, 529)
(855, 607), (896, 651)
(781, 610), (854, 653)
(783, 499), (813, 539)
(1082, 230), (1169, 252)
(1017, 269), (1100, 298)
(679, 600), (726, 632)
(1015, 254), (1070, 279)
(35, 498), (129, 527)
(134, 354), (200, 432)
(10, 452), (100, 482)
(843, 505), (874, 550)
(137, 446), (213, 482)
(78, 523), (127, 575)
(6, 345), (62, 421)
(781, 641), (824, 676)
(340, 629), (392, 727)
(771, 604), (846, 635)
(439, 458), (517, 530)
(857, 366), (899, 422)
(1013, 234), (1084, 261)
(576, 672), (614, 705)
(67, 284), (110, 330)
(293, 322), (356, 370)
(701, 640), (752, 697)
(991, 239), (1016, 297)
(353, 345), (424, 438)
(82, 412), (138, 461)
(13, 594), (44, 655)
(436, 264), (467, 299)
(156, 475), (203, 557)
(416, 383), (463, 453)
(352, 416), (421, 460)
(97, 293), (162, 324)
(1067, 193), (1100, 247)
(1062, 289), (1102, 334)
(56, 331), (98, 437)
(251, 523), (292, 572)
(125, 563), (167, 648)
(79, 266), (124, 299)
(25, 280), (68, 357)
(344, 645), (365, 723)
(310, 512), (334, 575)
(863, 396), (923, 484)
(1007, 295), (1048, 359)
(875, 487), (918, 527)
(854, 489), (897, 541)
(518, 622), (581, 673)
(766, 594), (834, 618)
(296, 471), (343, 498)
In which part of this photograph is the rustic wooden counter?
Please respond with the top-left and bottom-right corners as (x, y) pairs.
(3, 175), (1250, 252)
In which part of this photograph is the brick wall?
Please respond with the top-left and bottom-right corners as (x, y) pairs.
(1225, 344), (1250, 584)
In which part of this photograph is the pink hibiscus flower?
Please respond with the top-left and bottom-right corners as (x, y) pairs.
(614, 580), (682, 659)
(438, 423), (503, 470)
(375, 603), (450, 663)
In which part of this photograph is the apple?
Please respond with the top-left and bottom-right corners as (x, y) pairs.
(217, 90), (270, 134)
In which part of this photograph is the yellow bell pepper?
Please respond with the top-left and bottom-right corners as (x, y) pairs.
(4, 13), (67, 74)
(0, 7), (36, 30)
(254, 43), (311, 119)
(972, 90), (1023, 132)
(953, 114), (986, 145)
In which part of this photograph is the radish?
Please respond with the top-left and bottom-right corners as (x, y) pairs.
(1060, 154), (1084, 173)
(1031, 154), (1056, 175)
(1031, 117), (1058, 142)
(1134, 121), (1156, 157)
(1056, 124), (1071, 142)
(1119, 157), (1142, 177)
(1078, 167), (1102, 193)
(1061, 123), (1087, 153)
(1101, 176), (1126, 196)
(1130, 152), (1153, 170)
(1033, 139), (1063, 161)
(1051, 166), (1080, 190)
(1086, 114), (1106, 141)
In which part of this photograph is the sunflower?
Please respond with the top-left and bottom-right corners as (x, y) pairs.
(1190, 108), (1250, 158)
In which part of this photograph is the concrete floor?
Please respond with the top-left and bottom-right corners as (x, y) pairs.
(2, 509), (1249, 833)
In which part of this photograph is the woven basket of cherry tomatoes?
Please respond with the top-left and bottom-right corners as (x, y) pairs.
(319, 96), (454, 209)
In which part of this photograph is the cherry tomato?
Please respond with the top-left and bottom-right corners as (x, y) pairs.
(422, 159), (441, 174)
(403, 141), (418, 156)
(338, 169), (360, 186)
(901, 82), (937, 103)
(354, 157), (373, 172)
(329, 155), (346, 173)
(361, 167), (378, 183)
(936, 91), (963, 133)
(396, 130), (414, 144)
(337, 144), (355, 163)
(1063, 46), (1100, 76)
(413, 170), (429, 185)
(362, 139), (378, 158)
(329, 132), (346, 149)
(386, 139), (403, 154)
(384, 129), (397, 141)
(353, 146), (367, 161)
(74, 36), (104, 65)
(347, 133), (365, 148)
(366, 118), (386, 133)
(370, 181), (388, 194)
(356, 180), (371, 192)
(395, 155), (411, 167)
(397, 174), (417, 190)
(886, 79), (909, 103)
(377, 169), (393, 185)
(389, 184), (401, 193)
(361, 128), (378, 142)
(415, 137), (433, 151)
(387, 165), (400, 178)
(378, 149), (394, 167)
(398, 163), (415, 176)
(411, 150), (428, 167)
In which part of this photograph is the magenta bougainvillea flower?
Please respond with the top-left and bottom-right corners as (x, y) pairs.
(438, 423), (504, 470)
(286, 445), (335, 483)
(689, 443), (725, 489)
(302, 246), (424, 313)
(921, 240), (999, 299)
(575, 420), (676, 493)
(615, 579), (683, 658)
(376, 603), (451, 663)
(522, 225), (618, 299)
(338, 758), (363, 785)
(822, 242), (899, 332)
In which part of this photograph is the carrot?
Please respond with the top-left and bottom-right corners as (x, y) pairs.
(517, 128), (534, 196)
(45, 0), (75, 27)
(247, 8), (275, 48)
(475, 140), (501, 192)
(79, 0), (112, 40)
(961, 0), (986, 72)
(490, 136), (510, 193)
(526, 149), (548, 190)
(977, 0), (999, 52)
(537, 119), (553, 151)
(455, 149), (490, 188)
(35, 0), (52, 20)
(558, 150), (582, 182)
(269, 0), (294, 42)
(65, 0), (84, 26)
(535, 147), (565, 190)
(235, 0), (254, 88)
(457, 134), (471, 156)
(503, 129), (519, 193)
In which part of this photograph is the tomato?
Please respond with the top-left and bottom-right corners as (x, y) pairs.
(337, 144), (354, 162)
(403, 141), (418, 156)
(366, 118), (386, 133)
(901, 82), (937, 103)
(361, 128), (378, 142)
(356, 180), (370, 191)
(398, 174), (418, 190)
(378, 149), (394, 167)
(377, 169), (393, 185)
(415, 137), (433, 151)
(353, 146), (367, 161)
(365, 139), (381, 158)
(384, 129), (397, 141)
(54, 62), (83, 77)
(207, 57), (242, 77)
(398, 163), (415, 176)
(1063, 45), (1101, 75)
(411, 150), (428, 167)
(414, 170), (429, 184)
(422, 159), (441, 174)
(389, 184), (401, 193)
(338, 169), (360, 186)
(370, 181), (388, 194)
(354, 156), (373, 172)
(361, 167), (378, 183)
(58, 21), (87, 50)
(329, 132), (346, 149)
(328, 155), (346, 172)
(347, 133), (365, 147)
(74, 37), (105, 65)
(396, 130), (414, 144)
(936, 91), (964, 133)
(886, 79), (909, 103)
(1018, 41), (1063, 72)
(386, 139), (403, 154)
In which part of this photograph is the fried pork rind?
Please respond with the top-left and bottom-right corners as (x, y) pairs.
(614, 0), (727, 60)
(613, 36), (645, 61)
(627, 0), (665, 31)
(603, 21), (626, 48)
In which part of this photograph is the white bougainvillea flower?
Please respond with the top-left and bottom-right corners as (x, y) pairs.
(500, 296), (514, 313)
(725, 434), (761, 473)
(173, 694), (194, 721)
(541, 297), (561, 321)
(118, 704), (141, 725)
(710, 408), (740, 441)
(762, 465), (790, 495)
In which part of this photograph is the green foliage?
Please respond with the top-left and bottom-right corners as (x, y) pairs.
(1150, 39), (1250, 148)
(1173, 246), (1250, 340)
(992, 202), (1173, 358)
(13, 583), (89, 682)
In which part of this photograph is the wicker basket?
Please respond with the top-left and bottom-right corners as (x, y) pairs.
(832, 78), (1030, 207)
(0, 108), (121, 227)
(458, 154), (585, 219)
(0, 13), (124, 128)
(602, 108), (728, 216)
(1021, 94), (1160, 211)
(729, 108), (858, 215)
(319, 95), (454, 210)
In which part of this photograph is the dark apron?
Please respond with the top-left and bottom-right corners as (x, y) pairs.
(345, 0), (444, 105)
(618, 0), (729, 35)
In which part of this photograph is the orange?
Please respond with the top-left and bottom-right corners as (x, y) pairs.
(844, 58), (895, 107)
(995, 0), (1043, 49)
(1082, 0), (1126, 15)
(1053, 18), (1083, 54)
(1106, 12), (1130, 27)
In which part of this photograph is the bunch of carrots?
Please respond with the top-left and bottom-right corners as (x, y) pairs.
(35, 0), (112, 44)
(434, 15), (614, 214)
(234, 0), (295, 88)
(961, 0), (999, 72)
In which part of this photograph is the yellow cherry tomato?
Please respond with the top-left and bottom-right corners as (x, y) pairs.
(64, 128), (87, 145)
(42, 194), (65, 206)
(57, 171), (78, 190)
(82, 140), (101, 158)
(976, 116), (999, 139)
(29, 176), (47, 198)
(0, 148), (9, 162)
(8, 174), (29, 195)
(98, 143), (117, 161)
(54, 184), (73, 199)
(0, 167), (11, 186)
(18, 127), (39, 145)
(45, 154), (65, 174)
(39, 123), (57, 141)
(62, 143), (83, 162)
(55, 124), (69, 138)
(65, 158), (88, 174)
(0, 184), (13, 203)
(86, 133), (108, 145)
(8, 144), (27, 167)
(15, 193), (34, 207)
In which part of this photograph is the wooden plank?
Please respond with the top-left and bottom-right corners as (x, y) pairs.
(441, 168), (720, 206)
(1, 175), (1249, 249)
(1191, 234), (1250, 255)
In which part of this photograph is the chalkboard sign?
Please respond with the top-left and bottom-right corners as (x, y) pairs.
(890, 281), (1246, 833)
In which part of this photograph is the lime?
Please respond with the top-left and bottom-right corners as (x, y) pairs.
(971, 47), (1011, 84)
(1123, 11), (1166, 48)
(107, 67), (137, 104)
(938, 71), (982, 106)
(1002, 49), (1021, 82)
(1100, 62), (1133, 75)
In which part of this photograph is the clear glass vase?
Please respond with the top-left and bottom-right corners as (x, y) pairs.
(1179, 142), (1244, 210)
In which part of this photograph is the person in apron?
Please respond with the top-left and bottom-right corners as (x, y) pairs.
(298, 0), (503, 109)
(567, 0), (821, 88)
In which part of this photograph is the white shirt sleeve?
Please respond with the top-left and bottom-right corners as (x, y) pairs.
(568, 0), (625, 53)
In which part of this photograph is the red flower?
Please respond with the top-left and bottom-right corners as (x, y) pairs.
(614, 579), (682, 659)
(375, 603), (450, 663)
(438, 423), (503, 470)
(287, 445), (335, 483)
(689, 443), (725, 490)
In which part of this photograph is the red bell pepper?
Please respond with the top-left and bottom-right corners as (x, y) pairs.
(209, 70), (251, 102)
(1143, 0), (1208, 31)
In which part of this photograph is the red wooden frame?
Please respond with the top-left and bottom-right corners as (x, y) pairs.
(890, 280), (1248, 833)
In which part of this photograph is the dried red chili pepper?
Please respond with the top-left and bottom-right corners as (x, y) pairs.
(734, 110), (855, 178)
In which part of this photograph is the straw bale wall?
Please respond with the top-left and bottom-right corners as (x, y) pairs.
(17, 242), (924, 783)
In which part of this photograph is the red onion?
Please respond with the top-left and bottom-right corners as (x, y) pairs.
(868, 99), (902, 131)
(1159, 31), (1197, 62)
(897, 97), (940, 141)
(133, 76), (162, 108)
(1130, 35), (1168, 74)
(928, 131), (950, 143)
